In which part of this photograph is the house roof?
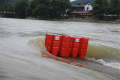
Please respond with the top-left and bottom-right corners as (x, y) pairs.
(71, 11), (88, 13)
(72, 4), (84, 7)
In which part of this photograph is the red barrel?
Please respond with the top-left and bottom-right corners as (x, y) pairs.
(70, 37), (80, 57)
(50, 35), (61, 56)
(69, 37), (74, 55)
(45, 34), (89, 58)
(45, 34), (53, 52)
(78, 38), (89, 58)
(58, 35), (71, 57)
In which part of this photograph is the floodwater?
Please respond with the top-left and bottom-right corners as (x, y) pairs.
(0, 18), (120, 80)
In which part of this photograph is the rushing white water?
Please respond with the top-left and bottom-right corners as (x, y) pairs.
(0, 18), (120, 80)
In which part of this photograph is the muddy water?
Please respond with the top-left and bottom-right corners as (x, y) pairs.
(0, 18), (120, 80)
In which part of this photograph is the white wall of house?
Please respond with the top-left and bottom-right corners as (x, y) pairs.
(84, 3), (93, 11)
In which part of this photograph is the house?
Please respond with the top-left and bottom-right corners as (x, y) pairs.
(84, 3), (93, 12)
(71, 2), (93, 16)
(72, 4), (85, 11)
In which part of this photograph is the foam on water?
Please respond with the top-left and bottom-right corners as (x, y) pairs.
(87, 58), (120, 70)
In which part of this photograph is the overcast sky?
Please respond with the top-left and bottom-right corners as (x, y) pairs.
(70, 0), (76, 2)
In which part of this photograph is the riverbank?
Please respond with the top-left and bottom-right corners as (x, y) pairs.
(1, 17), (120, 24)
(25, 17), (120, 24)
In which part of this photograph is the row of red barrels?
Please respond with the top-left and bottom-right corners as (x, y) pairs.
(45, 34), (89, 58)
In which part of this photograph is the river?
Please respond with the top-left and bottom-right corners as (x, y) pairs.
(0, 18), (120, 80)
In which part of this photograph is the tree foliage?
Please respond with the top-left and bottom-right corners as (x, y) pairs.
(28, 0), (72, 18)
(0, 3), (15, 11)
(110, 0), (120, 15)
(50, 0), (72, 17)
(30, 0), (50, 17)
(0, 0), (19, 6)
(0, 3), (15, 17)
(1, 0), (72, 18)
(93, 0), (109, 19)
(14, 0), (28, 18)
(93, 0), (120, 19)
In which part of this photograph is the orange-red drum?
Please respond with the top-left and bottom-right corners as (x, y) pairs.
(50, 35), (61, 56)
(58, 35), (71, 57)
(78, 38), (89, 58)
(70, 37), (80, 57)
(45, 34), (53, 52)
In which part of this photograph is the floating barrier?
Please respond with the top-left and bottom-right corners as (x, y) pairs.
(45, 34), (52, 52)
(51, 35), (61, 56)
(78, 38), (89, 58)
(45, 34), (89, 58)
(70, 37), (80, 57)
(58, 35), (71, 57)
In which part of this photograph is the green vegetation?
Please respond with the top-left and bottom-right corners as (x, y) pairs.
(110, 0), (120, 15)
(1, 0), (119, 20)
(29, 0), (72, 18)
(0, 0), (72, 18)
(92, 0), (120, 19)
(14, 0), (28, 18)
(0, 3), (15, 12)
(0, 3), (15, 17)
(0, 0), (19, 6)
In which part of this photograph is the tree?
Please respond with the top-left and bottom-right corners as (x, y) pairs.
(31, 0), (50, 17)
(14, 0), (28, 18)
(92, 0), (103, 18)
(2, 3), (15, 12)
(0, 3), (15, 17)
(110, 0), (120, 15)
(102, 0), (110, 15)
(29, 0), (72, 18)
(0, 0), (19, 6)
(27, 0), (35, 16)
(92, 0), (110, 19)
(0, 6), (1, 11)
(50, 0), (72, 18)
